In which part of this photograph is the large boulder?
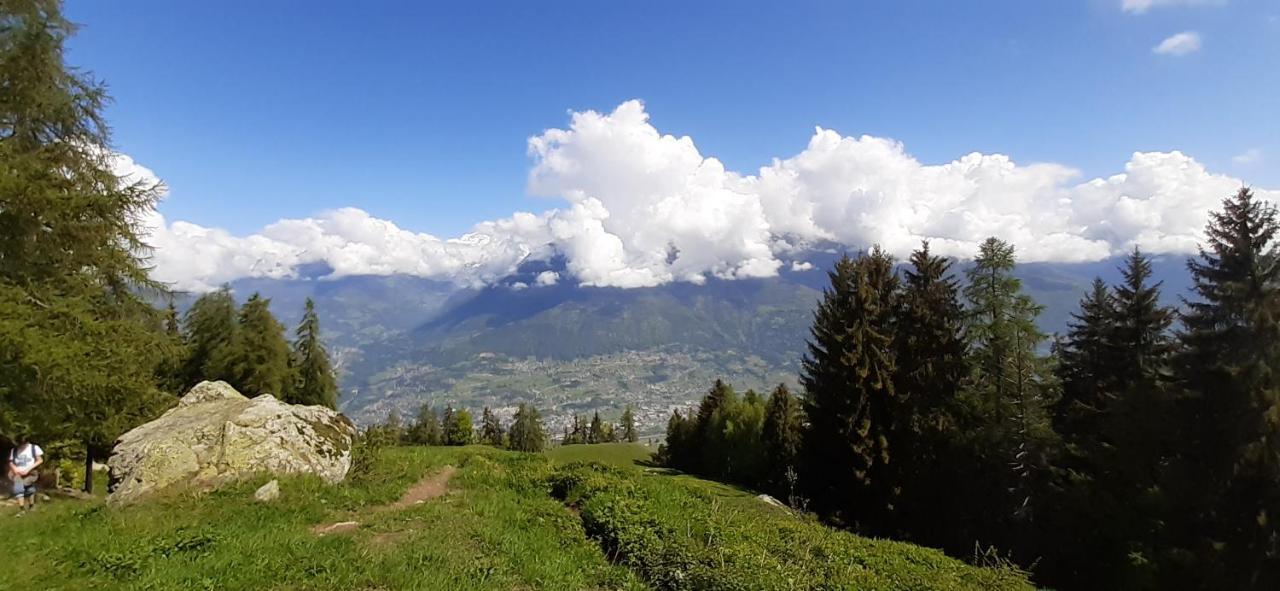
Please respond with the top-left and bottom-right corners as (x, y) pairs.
(107, 381), (355, 505)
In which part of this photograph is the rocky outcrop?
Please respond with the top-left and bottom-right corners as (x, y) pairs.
(107, 381), (355, 505)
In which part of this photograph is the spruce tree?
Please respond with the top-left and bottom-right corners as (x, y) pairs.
(406, 404), (442, 446)
(588, 411), (606, 444)
(1054, 278), (1117, 441)
(289, 298), (338, 408)
(801, 250), (899, 531)
(892, 242), (970, 543)
(445, 408), (473, 446)
(480, 406), (504, 446)
(762, 383), (805, 495)
(0, 0), (171, 485)
(1171, 188), (1280, 587)
(227, 293), (292, 397)
(507, 403), (546, 452)
(620, 405), (638, 443)
(181, 286), (238, 388)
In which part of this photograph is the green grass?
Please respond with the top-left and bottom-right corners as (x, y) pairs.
(544, 442), (656, 467)
(0, 446), (1034, 590)
(0, 446), (641, 591)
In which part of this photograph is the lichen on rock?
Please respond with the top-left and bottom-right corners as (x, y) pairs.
(106, 381), (356, 505)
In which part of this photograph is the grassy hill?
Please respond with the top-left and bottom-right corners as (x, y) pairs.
(0, 446), (1032, 589)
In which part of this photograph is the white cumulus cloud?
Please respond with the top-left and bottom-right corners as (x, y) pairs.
(1154, 31), (1202, 55)
(131, 100), (1276, 292)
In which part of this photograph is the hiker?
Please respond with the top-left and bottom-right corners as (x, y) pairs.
(7, 437), (43, 512)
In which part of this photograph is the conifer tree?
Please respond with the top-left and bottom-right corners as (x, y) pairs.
(444, 408), (473, 446)
(180, 286), (238, 388)
(962, 238), (1056, 528)
(227, 293), (293, 397)
(801, 249), (900, 530)
(620, 405), (638, 443)
(0, 0), (171, 483)
(507, 403), (546, 452)
(762, 383), (805, 494)
(289, 298), (338, 408)
(1054, 278), (1117, 441)
(1171, 188), (1280, 587)
(588, 411), (606, 444)
(891, 242), (970, 543)
(406, 404), (442, 446)
(480, 406), (504, 446)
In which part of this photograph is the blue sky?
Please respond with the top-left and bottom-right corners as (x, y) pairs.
(67, 0), (1279, 239)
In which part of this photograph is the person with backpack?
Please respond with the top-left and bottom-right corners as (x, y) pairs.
(7, 437), (43, 512)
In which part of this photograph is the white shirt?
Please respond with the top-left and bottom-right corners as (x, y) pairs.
(10, 444), (42, 470)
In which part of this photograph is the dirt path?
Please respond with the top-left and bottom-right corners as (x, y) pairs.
(310, 465), (457, 536)
(381, 465), (457, 511)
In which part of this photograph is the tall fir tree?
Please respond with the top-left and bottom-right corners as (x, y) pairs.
(892, 242), (971, 545)
(480, 406), (504, 446)
(0, 0), (171, 487)
(1054, 278), (1117, 441)
(180, 286), (238, 388)
(1171, 188), (1280, 588)
(444, 407), (473, 446)
(227, 293), (293, 397)
(761, 383), (805, 495)
(289, 298), (338, 408)
(507, 403), (546, 452)
(801, 249), (900, 531)
(406, 404), (442, 446)
(588, 411), (606, 444)
(620, 405), (638, 443)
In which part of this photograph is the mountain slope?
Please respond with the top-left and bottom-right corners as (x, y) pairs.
(216, 254), (1193, 429)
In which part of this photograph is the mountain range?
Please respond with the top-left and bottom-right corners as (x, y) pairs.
(204, 251), (1194, 435)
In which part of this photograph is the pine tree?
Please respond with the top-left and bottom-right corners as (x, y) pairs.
(480, 406), (504, 446)
(406, 404), (442, 446)
(180, 286), (238, 388)
(801, 250), (900, 530)
(289, 298), (337, 408)
(620, 405), (638, 443)
(444, 408), (473, 446)
(507, 403), (546, 452)
(0, 0), (171, 489)
(227, 293), (293, 397)
(588, 411), (606, 444)
(762, 383), (805, 495)
(1171, 188), (1280, 587)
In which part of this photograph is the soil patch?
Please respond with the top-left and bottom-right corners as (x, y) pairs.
(381, 465), (457, 511)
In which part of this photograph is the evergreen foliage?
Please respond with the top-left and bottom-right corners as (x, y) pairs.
(406, 404), (442, 446)
(227, 293), (293, 397)
(507, 403), (546, 452)
(444, 407), (473, 446)
(761, 383), (804, 495)
(1169, 187), (1280, 588)
(0, 0), (171, 482)
(801, 248), (900, 530)
(480, 406), (504, 446)
(620, 405), (637, 443)
(288, 298), (338, 408)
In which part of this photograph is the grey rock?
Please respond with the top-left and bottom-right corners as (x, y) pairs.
(107, 381), (355, 505)
(254, 479), (280, 502)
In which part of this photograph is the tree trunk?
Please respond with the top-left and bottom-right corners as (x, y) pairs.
(83, 442), (93, 494)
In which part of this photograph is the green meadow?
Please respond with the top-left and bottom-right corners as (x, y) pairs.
(0, 444), (1031, 590)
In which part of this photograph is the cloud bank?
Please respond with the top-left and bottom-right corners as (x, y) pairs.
(135, 100), (1275, 292)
